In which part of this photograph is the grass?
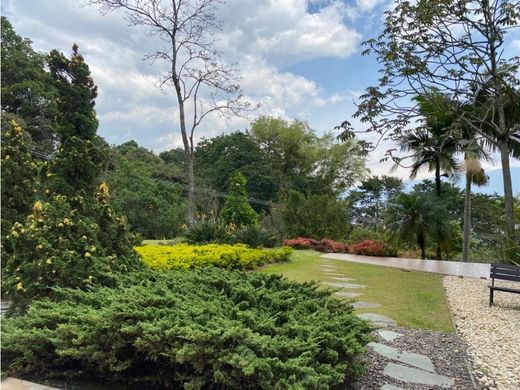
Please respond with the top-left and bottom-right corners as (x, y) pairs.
(261, 250), (454, 332)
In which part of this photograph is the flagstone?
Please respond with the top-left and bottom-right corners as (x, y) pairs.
(383, 363), (454, 388)
(322, 282), (366, 289)
(377, 329), (403, 342)
(368, 342), (435, 372)
(352, 301), (381, 309)
(357, 313), (396, 327)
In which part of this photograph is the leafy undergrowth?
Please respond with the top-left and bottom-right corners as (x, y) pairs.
(135, 243), (292, 270)
(262, 250), (454, 332)
(2, 268), (372, 389)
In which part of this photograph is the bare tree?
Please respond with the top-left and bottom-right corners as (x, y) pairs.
(348, 0), (520, 237)
(88, 0), (254, 224)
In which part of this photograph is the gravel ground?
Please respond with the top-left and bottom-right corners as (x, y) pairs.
(443, 276), (520, 390)
(348, 326), (481, 390)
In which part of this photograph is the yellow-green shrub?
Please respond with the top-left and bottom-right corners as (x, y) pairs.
(135, 243), (292, 270)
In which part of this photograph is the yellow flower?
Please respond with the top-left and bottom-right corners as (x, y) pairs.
(36, 244), (44, 250)
(33, 200), (43, 214)
(5, 155), (10, 160)
(46, 259), (52, 265)
(63, 218), (71, 225)
(84, 252), (92, 258)
(58, 223), (64, 228)
(90, 246), (96, 252)
(45, 189), (50, 194)
(16, 282), (26, 292)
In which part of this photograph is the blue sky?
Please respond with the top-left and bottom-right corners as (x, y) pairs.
(2, 0), (519, 194)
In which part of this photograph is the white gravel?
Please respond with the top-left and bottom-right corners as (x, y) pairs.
(443, 276), (520, 390)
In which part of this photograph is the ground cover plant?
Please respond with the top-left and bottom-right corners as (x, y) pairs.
(262, 250), (454, 332)
(135, 243), (291, 270)
(2, 268), (372, 389)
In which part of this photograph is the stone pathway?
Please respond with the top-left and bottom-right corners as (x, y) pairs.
(316, 259), (470, 389)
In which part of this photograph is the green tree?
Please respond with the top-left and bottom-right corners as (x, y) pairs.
(0, 114), (38, 256)
(251, 116), (366, 196)
(347, 175), (403, 230)
(220, 171), (258, 228)
(355, 0), (520, 237)
(195, 131), (279, 209)
(1, 17), (56, 154)
(385, 192), (441, 259)
(3, 45), (141, 310)
(283, 191), (350, 240)
(105, 142), (187, 239)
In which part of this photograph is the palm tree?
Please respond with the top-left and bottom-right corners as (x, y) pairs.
(395, 91), (462, 258)
(468, 72), (520, 237)
(462, 158), (489, 262)
(385, 192), (442, 259)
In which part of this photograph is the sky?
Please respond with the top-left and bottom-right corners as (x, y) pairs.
(2, 0), (519, 194)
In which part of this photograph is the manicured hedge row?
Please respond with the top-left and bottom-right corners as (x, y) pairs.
(135, 243), (292, 270)
(2, 269), (372, 389)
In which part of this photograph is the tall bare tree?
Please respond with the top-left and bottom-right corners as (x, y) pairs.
(352, 0), (520, 237)
(89, 0), (254, 224)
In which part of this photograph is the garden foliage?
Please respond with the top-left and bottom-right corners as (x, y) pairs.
(136, 244), (291, 270)
(2, 269), (371, 389)
(220, 171), (258, 228)
(184, 217), (235, 244)
(350, 240), (397, 257)
(2, 45), (141, 309)
(283, 237), (349, 253)
(235, 225), (277, 248)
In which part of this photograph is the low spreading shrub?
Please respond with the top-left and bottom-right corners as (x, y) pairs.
(135, 243), (291, 270)
(283, 237), (349, 253)
(235, 225), (277, 248)
(350, 240), (397, 257)
(2, 269), (372, 389)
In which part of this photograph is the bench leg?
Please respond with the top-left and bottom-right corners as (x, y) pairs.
(489, 288), (494, 307)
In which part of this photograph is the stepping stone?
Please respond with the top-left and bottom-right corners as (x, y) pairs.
(358, 313), (396, 327)
(331, 277), (355, 282)
(322, 282), (366, 289)
(324, 273), (344, 276)
(381, 385), (406, 390)
(352, 301), (381, 309)
(383, 363), (454, 388)
(377, 329), (403, 342)
(368, 342), (435, 372)
(334, 291), (361, 298)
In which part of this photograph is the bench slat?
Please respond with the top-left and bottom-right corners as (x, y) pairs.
(490, 274), (520, 283)
(491, 268), (520, 276)
(491, 263), (520, 271)
(489, 286), (520, 294)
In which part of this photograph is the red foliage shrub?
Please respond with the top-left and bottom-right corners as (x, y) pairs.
(283, 237), (349, 253)
(350, 240), (397, 257)
(318, 238), (349, 253)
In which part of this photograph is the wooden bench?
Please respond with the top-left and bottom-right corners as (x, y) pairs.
(489, 263), (520, 306)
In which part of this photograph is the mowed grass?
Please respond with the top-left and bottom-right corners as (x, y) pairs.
(261, 250), (454, 332)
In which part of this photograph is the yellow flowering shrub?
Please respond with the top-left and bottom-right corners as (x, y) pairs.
(135, 244), (292, 270)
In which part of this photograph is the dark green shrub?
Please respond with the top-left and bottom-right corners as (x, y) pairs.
(347, 227), (383, 245)
(235, 225), (277, 248)
(184, 218), (235, 244)
(2, 269), (371, 389)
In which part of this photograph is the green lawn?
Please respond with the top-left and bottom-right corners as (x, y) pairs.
(261, 250), (454, 332)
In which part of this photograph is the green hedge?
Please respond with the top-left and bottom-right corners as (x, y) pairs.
(2, 269), (371, 389)
(135, 243), (292, 270)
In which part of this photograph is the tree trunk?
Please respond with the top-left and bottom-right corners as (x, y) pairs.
(435, 160), (442, 260)
(500, 139), (515, 237)
(187, 155), (195, 226)
(418, 231), (426, 259)
(462, 170), (472, 262)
